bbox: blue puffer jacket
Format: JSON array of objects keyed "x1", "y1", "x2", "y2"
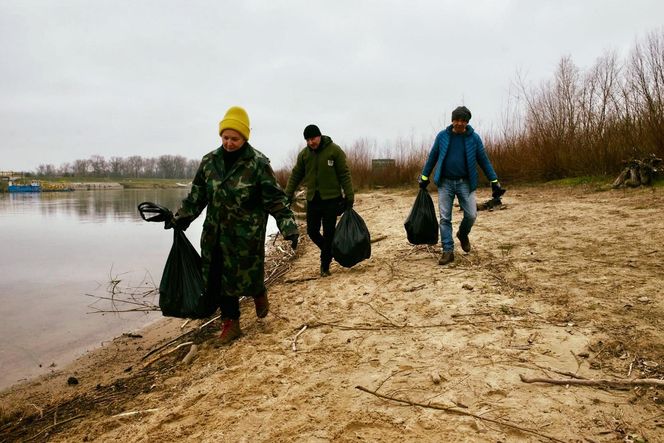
[{"x1": 421, "y1": 124, "x2": 497, "y2": 192}]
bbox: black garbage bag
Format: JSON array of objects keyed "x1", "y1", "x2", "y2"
[
  {"x1": 137, "y1": 201, "x2": 215, "y2": 319},
  {"x1": 404, "y1": 189, "x2": 439, "y2": 245},
  {"x1": 158, "y1": 229, "x2": 216, "y2": 318},
  {"x1": 332, "y1": 208, "x2": 371, "y2": 268}
]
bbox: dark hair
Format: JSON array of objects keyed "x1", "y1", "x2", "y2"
[{"x1": 451, "y1": 106, "x2": 472, "y2": 122}]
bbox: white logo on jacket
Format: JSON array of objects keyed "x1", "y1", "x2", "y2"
[{"x1": 327, "y1": 160, "x2": 334, "y2": 166}]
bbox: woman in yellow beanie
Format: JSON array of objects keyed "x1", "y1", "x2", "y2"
[{"x1": 169, "y1": 106, "x2": 300, "y2": 345}]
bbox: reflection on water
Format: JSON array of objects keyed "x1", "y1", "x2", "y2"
[
  {"x1": 0, "y1": 189, "x2": 277, "y2": 391},
  {"x1": 7, "y1": 189, "x2": 190, "y2": 222}
]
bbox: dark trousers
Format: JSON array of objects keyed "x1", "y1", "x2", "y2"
[
  {"x1": 306, "y1": 195, "x2": 341, "y2": 271},
  {"x1": 209, "y1": 247, "x2": 240, "y2": 320}
]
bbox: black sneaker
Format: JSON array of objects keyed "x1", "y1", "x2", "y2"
[{"x1": 456, "y1": 232, "x2": 471, "y2": 253}]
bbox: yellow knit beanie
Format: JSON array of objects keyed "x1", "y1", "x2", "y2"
[{"x1": 218, "y1": 106, "x2": 250, "y2": 140}]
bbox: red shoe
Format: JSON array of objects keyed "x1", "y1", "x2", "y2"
[
  {"x1": 219, "y1": 319, "x2": 241, "y2": 345},
  {"x1": 254, "y1": 293, "x2": 269, "y2": 318}
]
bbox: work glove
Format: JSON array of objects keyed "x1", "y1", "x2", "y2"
[
  {"x1": 285, "y1": 234, "x2": 299, "y2": 250},
  {"x1": 419, "y1": 176, "x2": 430, "y2": 189},
  {"x1": 345, "y1": 197, "x2": 354, "y2": 209},
  {"x1": 336, "y1": 198, "x2": 348, "y2": 216},
  {"x1": 491, "y1": 181, "x2": 506, "y2": 199}
]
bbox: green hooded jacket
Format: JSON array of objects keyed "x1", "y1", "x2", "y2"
[
  {"x1": 284, "y1": 135, "x2": 354, "y2": 202},
  {"x1": 175, "y1": 143, "x2": 298, "y2": 298}
]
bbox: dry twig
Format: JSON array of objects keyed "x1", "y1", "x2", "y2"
[
  {"x1": 291, "y1": 325, "x2": 308, "y2": 352},
  {"x1": 355, "y1": 385, "x2": 565, "y2": 443},
  {"x1": 112, "y1": 409, "x2": 160, "y2": 418},
  {"x1": 24, "y1": 414, "x2": 85, "y2": 442},
  {"x1": 143, "y1": 342, "x2": 193, "y2": 368},
  {"x1": 357, "y1": 301, "x2": 405, "y2": 328},
  {"x1": 181, "y1": 344, "x2": 198, "y2": 364}
]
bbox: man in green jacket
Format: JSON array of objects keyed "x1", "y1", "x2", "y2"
[{"x1": 285, "y1": 124, "x2": 354, "y2": 277}]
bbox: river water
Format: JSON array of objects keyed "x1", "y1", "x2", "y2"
[{"x1": 0, "y1": 189, "x2": 277, "y2": 390}]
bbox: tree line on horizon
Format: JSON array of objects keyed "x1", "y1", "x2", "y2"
[
  {"x1": 30, "y1": 30, "x2": 664, "y2": 187},
  {"x1": 31, "y1": 154, "x2": 199, "y2": 179}
]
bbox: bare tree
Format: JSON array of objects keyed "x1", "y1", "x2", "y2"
[
  {"x1": 628, "y1": 30, "x2": 664, "y2": 154},
  {"x1": 89, "y1": 155, "x2": 107, "y2": 177},
  {"x1": 58, "y1": 162, "x2": 73, "y2": 176},
  {"x1": 108, "y1": 156, "x2": 124, "y2": 177},
  {"x1": 126, "y1": 155, "x2": 143, "y2": 178},
  {"x1": 73, "y1": 159, "x2": 89, "y2": 176}
]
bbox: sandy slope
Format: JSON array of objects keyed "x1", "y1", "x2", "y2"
[{"x1": 2, "y1": 185, "x2": 663, "y2": 442}]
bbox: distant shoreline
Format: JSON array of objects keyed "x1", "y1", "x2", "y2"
[{"x1": 1, "y1": 178, "x2": 193, "y2": 192}]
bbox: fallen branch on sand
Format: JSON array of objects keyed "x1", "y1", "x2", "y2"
[
  {"x1": 143, "y1": 342, "x2": 193, "y2": 368},
  {"x1": 403, "y1": 284, "x2": 426, "y2": 292},
  {"x1": 307, "y1": 316, "x2": 527, "y2": 331},
  {"x1": 291, "y1": 325, "x2": 308, "y2": 352},
  {"x1": 112, "y1": 409, "x2": 160, "y2": 418},
  {"x1": 140, "y1": 314, "x2": 220, "y2": 362},
  {"x1": 530, "y1": 363, "x2": 587, "y2": 380},
  {"x1": 357, "y1": 301, "x2": 405, "y2": 327},
  {"x1": 284, "y1": 276, "x2": 319, "y2": 283},
  {"x1": 24, "y1": 414, "x2": 85, "y2": 442},
  {"x1": 519, "y1": 374, "x2": 664, "y2": 388},
  {"x1": 355, "y1": 385, "x2": 565, "y2": 443},
  {"x1": 181, "y1": 344, "x2": 198, "y2": 365}
]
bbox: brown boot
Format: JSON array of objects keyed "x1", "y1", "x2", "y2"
[
  {"x1": 438, "y1": 251, "x2": 455, "y2": 265},
  {"x1": 254, "y1": 293, "x2": 269, "y2": 318},
  {"x1": 218, "y1": 319, "x2": 241, "y2": 345},
  {"x1": 456, "y1": 231, "x2": 471, "y2": 252}
]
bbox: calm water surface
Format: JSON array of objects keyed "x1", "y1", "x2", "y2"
[{"x1": 0, "y1": 189, "x2": 277, "y2": 390}]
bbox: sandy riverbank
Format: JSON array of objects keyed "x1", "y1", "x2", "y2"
[{"x1": 2, "y1": 185, "x2": 663, "y2": 442}]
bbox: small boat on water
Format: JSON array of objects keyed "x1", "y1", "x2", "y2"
[
  {"x1": 7, "y1": 180, "x2": 74, "y2": 193},
  {"x1": 8, "y1": 180, "x2": 41, "y2": 193}
]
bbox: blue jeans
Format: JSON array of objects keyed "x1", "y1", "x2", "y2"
[{"x1": 437, "y1": 179, "x2": 477, "y2": 252}]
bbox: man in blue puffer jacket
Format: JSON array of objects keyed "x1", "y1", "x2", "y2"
[{"x1": 420, "y1": 106, "x2": 503, "y2": 265}]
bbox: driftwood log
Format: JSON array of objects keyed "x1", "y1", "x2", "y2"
[
  {"x1": 520, "y1": 374, "x2": 664, "y2": 388},
  {"x1": 355, "y1": 385, "x2": 565, "y2": 442},
  {"x1": 612, "y1": 153, "x2": 662, "y2": 188}
]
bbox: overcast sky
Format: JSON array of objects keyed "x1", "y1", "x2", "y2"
[{"x1": 1, "y1": 1, "x2": 663, "y2": 172}]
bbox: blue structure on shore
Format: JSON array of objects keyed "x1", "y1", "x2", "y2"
[{"x1": 8, "y1": 181, "x2": 41, "y2": 192}]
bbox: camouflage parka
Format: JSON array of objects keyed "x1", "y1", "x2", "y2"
[{"x1": 175, "y1": 143, "x2": 298, "y2": 298}]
